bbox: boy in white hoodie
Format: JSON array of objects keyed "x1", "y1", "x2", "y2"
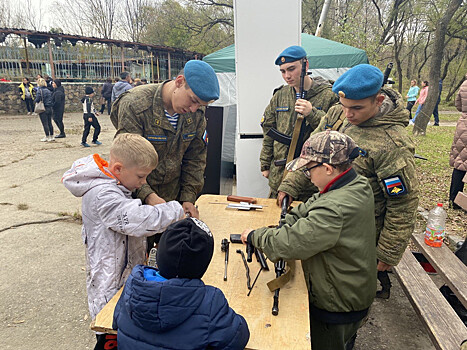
[{"x1": 62, "y1": 133, "x2": 185, "y2": 350}]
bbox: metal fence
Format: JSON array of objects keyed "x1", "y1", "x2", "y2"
[{"x1": 0, "y1": 42, "x2": 192, "y2": 82}]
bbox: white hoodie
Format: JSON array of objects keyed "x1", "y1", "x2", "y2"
[{"x1": 62, "y1": 154, "x2": 184, "y2": 320}]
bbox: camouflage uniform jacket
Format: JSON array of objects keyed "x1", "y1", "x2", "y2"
[
  {"x1": 110, "y1": 82, "x2": 207, "y2": 204},
  {"x1": 279, "y1": 89, "x2": 420, "y2": 266},
  {"x1": 260, "y1": 76, "x2": 338, "y2": 192}
]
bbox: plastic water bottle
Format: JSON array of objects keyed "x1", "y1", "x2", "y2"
[{"x1": 424, "y1": 203, "x2": 447, "y2": 247}]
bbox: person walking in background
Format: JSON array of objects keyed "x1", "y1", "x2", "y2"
[
  {"x1": 406, "y1": 79, "x2": 420, "y2": 120},
  {"x1": 410, "y1": 80, "x2": 428, "y2": 125},
  {"x1": 100, "y1": 78, "x2": 113, "y2": 115},
  {"x1": 52, "y1": 79, "x2": 66, "y2": 138},
  {"x1": 35, "y1": 78, "x2": 55, "y2": 142},
  {"x1": 81, "y1": 87, "x2": 101, "y2": 147},
  {"x1": 432, "y1": 79, "x2": 443, "y2": 126},
  {"x1": 449, "y1": 73, "x2": 467, "y2": 210},
  {"x1": 43, "y1": 74, "x2": 54, "y2": 92},
  {"x1": 112, "y1": 71, "x2": 132, "y2": 102},
  {"x1": 18, "y1": 77, "x2": 35, "y2": 115}
]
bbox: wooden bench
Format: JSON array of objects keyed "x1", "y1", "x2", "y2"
[
  {"x1": 394, "y1": 233, "x2": 467, "y2": 350},
  {"x1": 454, "y1": 173, "x2": 467, "y2": 211}
]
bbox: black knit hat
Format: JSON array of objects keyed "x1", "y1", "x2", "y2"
[
  {"x1": 85, "y1": 86, "x2": 94, "y2": 95},
  {"x1": 157, "y1": 218, "x2": 214, "y2": 279}
]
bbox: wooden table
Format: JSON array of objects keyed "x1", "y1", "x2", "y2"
[{"x1": 91, "y1": 194, "x2": 310, "y2": 349}]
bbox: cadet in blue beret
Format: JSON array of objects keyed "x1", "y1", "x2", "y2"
[
  {"x1": 260, "y1": 45, "x2": 339, "y2": 199},
  {"x1": 278, "y1": 62, "x2": 419, "y2": 306},
  {"x1": 332, "y1": 64, "x2": 383, "y2": 100},
  {"x1": 111, "y1": 59, "x2": 219, "y2": 236}
]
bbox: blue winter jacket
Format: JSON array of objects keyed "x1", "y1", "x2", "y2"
[
  {"x1": 35, "y1": 86, "x2": 54, "y2": 107},
  {"x1": 113, "y1": 265, "x2": 250, "y2": 350}
]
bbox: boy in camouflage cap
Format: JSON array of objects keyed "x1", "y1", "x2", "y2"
[{"x1": 242, "y1": 130, "x2": 376, "y2": 350}]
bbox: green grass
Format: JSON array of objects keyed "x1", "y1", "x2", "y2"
[
  {"x1": 439, "y1": 112, "x2": 461, "y2": 123},
  {"x1": 410, "y1": 125, "x2": 466, "y2": 237}
]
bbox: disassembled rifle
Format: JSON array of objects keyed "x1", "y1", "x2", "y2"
[
  {"x1": 272, "y1": 197, "x2": 290, "y2": 315},
  {"x1": 221, "y1": 238, "x2": 229, "y2": 281},
  {"x1": 236, "y1": 249, "x2": 251, "y2": 290}
]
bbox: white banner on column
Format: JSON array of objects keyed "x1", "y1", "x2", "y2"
[{"x1": 234, "y1": 0, "x2": 301, "y2": 197}]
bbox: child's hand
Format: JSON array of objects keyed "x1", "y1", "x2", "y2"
[
  {"x1": 88, "y1": 117, "x2": 93, "y2": 122},
  {"x1": 241, "y1": 228, "x2": 254, "y2": 244}
]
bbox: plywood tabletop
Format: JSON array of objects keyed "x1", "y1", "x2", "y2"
[{"x1": 92, "y1": 194, "x2": 310, "y2": 349}]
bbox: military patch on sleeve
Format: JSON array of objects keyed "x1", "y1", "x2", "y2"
[
  {"x1": 358, "y1": 147, "x2": 368, "y2": 157},
  {"x1": 382, "y1": 176, "x2": 407, "y2": 196},
  {"x1": 202, "y1": 130, "x2": 208, "y2": 145},
  {"x1": 147, "y1": 135, "x2": 167, "y2": 142},
  {"x1": 276, "y1": 107, "x2": 290, "y2": 112},
  {"x1": 260, "y1": 115, "x2": 265, "y2": 127},
  {"x1": 183, "y1": 132, "x2": 196, "y2": 141}
]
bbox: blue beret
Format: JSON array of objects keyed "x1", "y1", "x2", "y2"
[
  {"x1": 275, "y1": 45, "x2": 307, "y2": 66},
  {"x1": 184, "y1": 60, "x2": 220, "y2": 103},
  {"x1": 332, "y1": 64, "x2": 384, "y2": 100}
]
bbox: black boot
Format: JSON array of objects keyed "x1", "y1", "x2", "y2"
[{"x1": 376, "y1": 270, "x2": 391, "y2": 299}]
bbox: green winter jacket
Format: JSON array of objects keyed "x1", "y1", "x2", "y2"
[
  {"x1": 278, "y1": 88, "x2": 419, "y2": 266},
  {"x1": 260, "y1": 77, "x2": 338, "y2": 192},
  {"x1": 110, "y1": 82, "x2": 207, "y2": 204},
  {"x1": 252, "y1": 169, "x2": 376, "y2": 322}
]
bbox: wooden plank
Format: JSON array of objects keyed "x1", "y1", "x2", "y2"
[
  {"x1": 91, "y1": 195, "x2": 310, "y2": 350},
  {"x1": 463, "y1": 173, "x2": 467, "y2": 183},
  {"x1": 394, "y1": 249, "x2": 467, "y2": 350},
  {"x1": 412, "y1": 233, "x2": 467, "y2": 309},
  {"x1": 90, "y1": 288, "x2": 121, "y2": 334}
]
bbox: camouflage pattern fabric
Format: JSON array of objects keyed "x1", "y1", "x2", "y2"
[
  {"x1": 110, "y1": 82, "x2": 207, "y2": 204},
  {"x1": 279, "y1": 88, "x2": 420, "y2": 266},
  {"x1": 260, "y1": 76, "x2": 338, "y2": 195},
  {"x1": 286, "y1": 130, "x2": 358, "y2": 171}
]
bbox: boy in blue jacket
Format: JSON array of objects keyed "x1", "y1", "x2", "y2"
[{"x1": 113, "y1": 217, "x2": 250, "y2": 350}]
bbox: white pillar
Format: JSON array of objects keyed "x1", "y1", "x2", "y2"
[{"x1": 234, "y1": 0, "x2": 301, "y2": 197}]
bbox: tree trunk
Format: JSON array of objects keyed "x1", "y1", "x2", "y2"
[
  {"x1": 412, "y1": 0, "x2": 462, "y2": 136},
  {"x1": 446, "y1": 75, "x2": 465, "y2": 102}
]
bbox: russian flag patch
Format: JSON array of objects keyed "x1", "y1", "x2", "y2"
[
  {"x1": 202, "y1": 130, "x2": 208, "y2": 145},
  {"x1": 382, "y1": 176, "x2": 407, "y2": 196}
]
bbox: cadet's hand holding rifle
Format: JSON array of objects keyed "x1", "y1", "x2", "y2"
[{"x1": 294, "y1": 99, "x2": 312, "y2": 116}]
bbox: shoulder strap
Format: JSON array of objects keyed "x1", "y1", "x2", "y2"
[{"x1": 331, "y1": 112, "x2": 346, "y2": 131}]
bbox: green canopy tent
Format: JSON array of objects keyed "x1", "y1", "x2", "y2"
[
  {"x1": 204, "y1": 33, "x2": 368, "y2": 74},
  {"x1": 203, "y1": 33, "x2": 368, "y2": 107},
  {"x1": 202, "y1": 33, "x2": 368, "y2": 167}
]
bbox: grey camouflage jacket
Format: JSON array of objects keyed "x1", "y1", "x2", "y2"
[
  {"x1": 260, "y1": 76, "x2": 338, "y2": 192},
  {"x1": 110, "y1": 82, "x2": 207, "y2": 204}
]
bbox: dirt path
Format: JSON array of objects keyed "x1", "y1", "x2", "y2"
[{"x1": 0, "y1": 112, "x2": 435, "y2": 349}]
